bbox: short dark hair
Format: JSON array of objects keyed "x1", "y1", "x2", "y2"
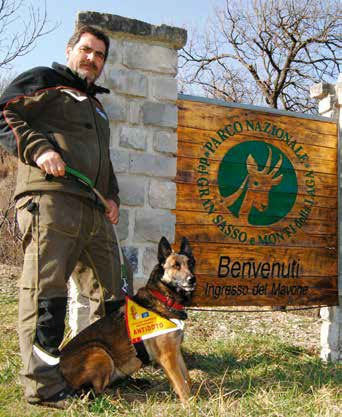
[{"x1": 67, "y1": 25, "x2": 110, "y2": 61}]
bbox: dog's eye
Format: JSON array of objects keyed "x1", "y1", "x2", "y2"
[{"x1": 174, "y1": 261, "x2": 181, "y2": 269}]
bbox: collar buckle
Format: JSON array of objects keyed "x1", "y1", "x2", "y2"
[
  {"x1": 166, "y1": 296, "x2": 175, "y2": 308},
  {"x1": 150, "y1": 289, "x2": 184, "y2": 311}
]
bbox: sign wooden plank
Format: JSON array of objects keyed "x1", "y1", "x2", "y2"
[
  {"x1": 178, "y1": 125, "x2": 337, "y2": 150},
  {"x1": 177, "y1": 138, "x2": 337, "y2": 175},
  {"x1": 178, "y1": 100, "x2": 337, "y2": 140},
  {"x1": 176, "y1": 165, "x2": 337, "y2": 197},
  {"x1": 177, "y1": 184, "x2": 337, "y2": 211},
  {"x1": 175, "y1": 98, "x2": 338, "y2": 306}
]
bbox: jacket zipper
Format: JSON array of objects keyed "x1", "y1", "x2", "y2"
[{"x1": 88, "y1": 97, "x2": 102, "y2": 189}]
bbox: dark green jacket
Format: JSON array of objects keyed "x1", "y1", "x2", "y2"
[{"x1": 0, "y1": 62, "x2": 120, "y2": 206}]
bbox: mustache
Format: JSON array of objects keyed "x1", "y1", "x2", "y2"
[{"x1": 80, "y1": 61, "x2": 97, "y2": 71}]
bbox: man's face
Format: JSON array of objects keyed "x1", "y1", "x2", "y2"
[{"x1": 66, "y1": 32, "x2": 106, "y2": 84}]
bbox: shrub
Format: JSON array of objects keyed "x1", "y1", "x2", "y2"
[{"x1": 0, "y1": 147, "x2": 22, "y2": 266}]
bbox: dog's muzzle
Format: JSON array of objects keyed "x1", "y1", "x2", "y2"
[{"x1": 182, "y1": 275, "x2": 196, "y2": 292}]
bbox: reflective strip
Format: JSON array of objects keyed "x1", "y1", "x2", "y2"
[
  {"x1": 33, "y1": 345, "x2": 60, "y2": 366},
  {"x1": 96, "y1": 107, "x2": 108, "y2": 120},
  {"x1": 135, "y1": 319, "x2": 185, "y2": 343},
  {"x1": 60, "y1": 88, "x2": 88, "y2": 101}
]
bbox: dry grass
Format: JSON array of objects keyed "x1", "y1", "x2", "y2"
[{"x1": 0, "y1": 275, "x2": 341, "y2": 417}]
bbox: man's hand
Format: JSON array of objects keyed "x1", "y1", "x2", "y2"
[
  {"x1": 105, "y1": 199, "x2": 119, "y2": 224},
  {"x1": 35, "y1": 150, "x2": 66, "y2": 177}
]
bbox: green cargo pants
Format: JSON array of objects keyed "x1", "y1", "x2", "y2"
[{"x1": 16, "y1": 191, "x2": 132, "y2": 403}]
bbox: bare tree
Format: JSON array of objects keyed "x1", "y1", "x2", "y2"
[
  {"x1": 0, "y1": 0, "x2": 56, "y2": 70},
  {"x1": 179, "y1": 0, "x2": 341, "y2": 113},
  {"x1": 0, "y1": 2, "x2": 55, "y2": 266},
  {"x1": 0, "y1": 71, "x2": 21, "y2": 266}
]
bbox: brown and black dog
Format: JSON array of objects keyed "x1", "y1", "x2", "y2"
[{"x1": 60, "y1": 236, "x2": 196, "y2": 403}]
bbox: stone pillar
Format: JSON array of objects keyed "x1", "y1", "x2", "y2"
[
  {"x1": 311, "y1": 74, "x2": 342, "y2": 363},
  {"x1": 68, "y1": 12, "x2": 187, "y2": 334}
]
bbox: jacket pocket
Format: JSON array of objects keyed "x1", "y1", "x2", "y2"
[{"x1": 16, "y1": 195, "x2": 36, "y2": 237}]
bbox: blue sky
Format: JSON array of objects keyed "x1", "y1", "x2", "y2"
[{"x1": 12, "y1": 0, "x2": 218, "y2": 73}]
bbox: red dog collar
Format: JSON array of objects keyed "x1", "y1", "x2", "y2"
[{"x1": 150, "y1": 289, "x2": 184, "y2": 311}]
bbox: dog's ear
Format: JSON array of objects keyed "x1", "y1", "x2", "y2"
[
  {"x1": 180, "y1": 237, "x2": 195, "y2": 270},
  {"x1": 158, "y1": 236, "x2": 172, "y2": 265},
  {"x1": 180, "y1": 237, "x2": 192, "y2": 258}
]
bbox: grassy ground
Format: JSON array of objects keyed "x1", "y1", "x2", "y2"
[{"x1": 0, "y1": 275, "x2": 341, "y2": 417}]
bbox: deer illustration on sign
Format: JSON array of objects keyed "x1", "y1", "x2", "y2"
[{"x1": 220, "y1": 146, "x2": 283, "y2": 218}]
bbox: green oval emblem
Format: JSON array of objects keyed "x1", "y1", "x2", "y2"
[{"x1": 217, "y1": 141, "x2": 298, "y2": 226}]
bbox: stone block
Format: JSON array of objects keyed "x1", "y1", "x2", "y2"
[
  {"x1": 117, "y1": 208, "x2": 129, "y2": 241},
  {"x1": 153, "y1": 130, "x2": 177, "y2": 154},
  {"x1": 133, "y1": 276, "x2": 149, "y2": 293},
  {"x1": 101, "y1": 94, "x2": 127, "y2": 122},
  {"x1": 129, "y1": 152, "x2": 177, "y2": 178},
  {"x1": 110, "y1": 149, "x2": 130, "y2": 173},
  {"x1": 134, "y1": 209, "x2": 175, "y2": 243},
  {"x1": 77, "y1": 12, "x2": 187, "y2": 50},
  {"x1": 108, "y1": 123, "x2": 120, "y2": 147},
  {"x1": 320, "y1": 306, "x2": 342, "y2": 323},
  {"x1": 128, "y1": 101, "x2": 142, "y2": 124},
  {"x1": 149, "y1": 179, "x2": 176, "y2": 209},
  {"x1": 321, "y1": 321, "x2": 342, "y2": 350},
  {"x1": 320, "y1": 347, "x2": 342, "y2": 363},
  {"x1": 122, "y1": 246, "x2": 138, "y2": 274},
  {"x1": 310, "y1": 82, "x2": 335, "y2": 99},
  {"x1": 150, "y1": 77, "x2": 178, "y2": 101},
  {"x1": 335, "y1": 81, "x2": 342, "y2": 105},
  {"x1": 117, "y1": 175, "x2": 146, "y2": 206},
  {"x1": 123, "y1": 41, "x2": 178, "y2": 75},
  {"x1": 329, "y1": 350, "x2": 342, "y2": 363},
  {"x1": 142, "y1": 101, "x2": 178, "y2": 128},
  {"x1": 320, "y1": 306, "x2": 333, "y2": 321},
  {"x1": 119, "y1": 126, "x2": 147, "y2": 151},
  {"x1": 105, "y1": 68, "x2": 148, "y2": 97},
  {"x1": 327, "y1": 323, "x2": 342, "y2": 349},
  {"x1": 320, "y1": 346, "x2": 332, "y2": 362},
  {"x1": 106, "y1": 38, "x2": 122, "y2": 65},
  {"x1": 143, "y1": 245, "x2": 158, "y2": 275},
  {"x1": 318, "y1": 95, "x2": 335, "y2": 115}
]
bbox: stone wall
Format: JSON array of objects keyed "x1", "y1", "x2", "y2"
[
  {"x1": 80, "y1": 12, "x2": 186, "y2": 291},
  {"x1": 69, "y1": 12, "x2": 187, "y2": 334},
  {"x1": 311, "y1": 74, "x2": 342, "y2": 363}
]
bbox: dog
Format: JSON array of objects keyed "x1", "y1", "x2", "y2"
[{"x1": 60, "y1": 236, "x2": 196, "y2": 403}]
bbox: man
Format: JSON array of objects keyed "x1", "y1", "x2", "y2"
[{"x1": 0, "y1": 25, "x2": 132, "y2": 408}]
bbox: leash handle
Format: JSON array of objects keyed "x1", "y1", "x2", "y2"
[
  {"x1": 64, "y1": 166, "x2": 94, "y2": 188},
  {"x1": 46, "y1": 166, "x2": 111, "y2": 211}
]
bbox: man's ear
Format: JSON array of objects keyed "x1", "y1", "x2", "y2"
[
  {"x1": 158, "y1": 237, "x2": 172, "y2": 265},
  {"x1": 66, "y1": 46, "x2": 72, "y2": 62}
]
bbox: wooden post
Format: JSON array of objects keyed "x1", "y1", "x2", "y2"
[{"x1": 311, "y1": 74, "x2": 342, "y2": 362}]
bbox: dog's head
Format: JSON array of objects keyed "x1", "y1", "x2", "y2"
[{"x1": 156, "y1": 236, "x2": 196, "y2": 300}]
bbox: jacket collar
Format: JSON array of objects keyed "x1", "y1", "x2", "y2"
[{"x1": 52, "y1": 62, "x2": 110, "y2": 96}]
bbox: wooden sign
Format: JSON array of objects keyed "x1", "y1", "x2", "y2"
[{"x1": 175, "y1": 96, "x2": 338, "y2": 307}]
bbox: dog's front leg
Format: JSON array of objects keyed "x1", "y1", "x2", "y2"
[
  {"x1": 158, "y1": 349, "x2": 191, "y2": 403},
  {"x1": 177, "y1": 351, "x2": 191, "y2": 390},
  {"x1": 146, "y1": 334, "x2": 191, "y2": 403}
]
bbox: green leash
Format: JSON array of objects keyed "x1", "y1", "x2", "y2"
[
  {"x1": 65, "y1": 166, "x2": 109, "y2": 211},
  {"x1": 46, "y1": 166, "x2": 129, "y2": 293}
]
